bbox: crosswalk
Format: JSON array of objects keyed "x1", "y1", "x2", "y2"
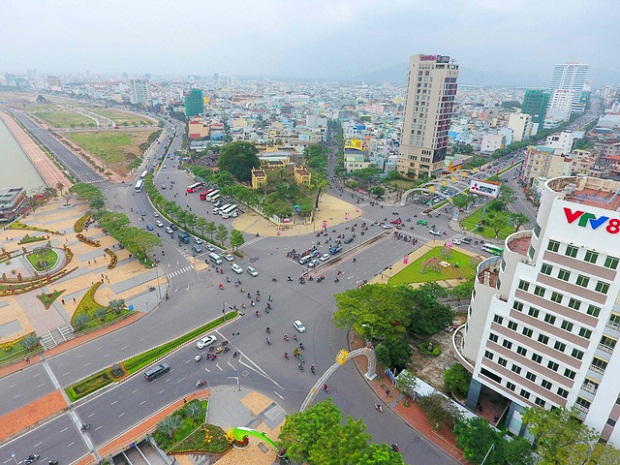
[
  {"x1": 240, "y1": 235, "x2": 264, "y2": 249},
  {"x1": 168, "y1": 265, "x2": 193, "y2": 278}
]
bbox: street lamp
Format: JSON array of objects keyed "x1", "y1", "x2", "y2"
[
  {"x1": 362, "y1": 324, "x2": 374, "y2": 346},
  {"x1": 151, "y1": 254, "x2": 162, "y2": 300}
]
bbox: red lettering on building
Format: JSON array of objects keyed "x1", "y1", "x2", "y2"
[{"x1": 564, "y1": 207, "x2": 584, "y2": 224}]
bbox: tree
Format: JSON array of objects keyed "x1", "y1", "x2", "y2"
[
  {"x1": 229, "y1": 229, "x2": 245, "y2": 250},
  {"x1": 443, "y1": 364, "x2": 472, "y2": 398},
  {"x1": 395, "y1": 370, "x2": 417, "y2": 398},
  {"x1": 186, "y1": 213, "x2": 198, "y2": 232},
  {"x1": 108, "y1": 299, "x2": 126, "y2": 314},
  {"x1": 157, "y1": 415, "x2": 184, "y2": 439},
  {"x1": 452, "y1": 193, "x2": 473, "y2": 210},
  {"x1": 94, "y1": 307, "x2": 108, "y2": 321},
  {"x1": 449, "y1": 278, "x2": 474, "y2": 306},
  {"x1": 510, "y1": 212, "x2": 531, "y2": 231},
  {"x1": 215, "y1": 224, "x2": 228, "y2": 246},
  {"x1": 417, "y1": 392, "x2": 459, "y2": 430},
  {"x1": 73, "y1": 314, "x2": 90, "y2": 331},
  {"x1": 204, "y1": 221, "x2": 217, "y2": 240},
  {"x1": 195, "y1": 217, "x2": 208, "y2": 237},
  {"x1": 55, "y1": 181, "x2": 65, "y2": 196},
  {"x1": 486, "y1": 212, "x2": 509, "y2": 240},
  {"x1": 20, "y1": 334, "x2": 40, "y2": 351},
  {"x1": 217, "y1": 141, "x2": 260, "y2": 182},
  {"x1": 375, "y1": 339, "x2": 412, "y2": 371},
  {"x1": 405, "y1": 285, "x2": 454, "y2": 336},
  {"x1": 357, "y1": 443, "x2": 405, "y2": 465},
  {"x1": 370, "y1": 186, "x2": 385, "y2": 199},
  {"x1": 522, "y1": 406, "x2": 598, "y2": 465},
  {"x1": 122, "y1": 228, "x2": 162, "y2": 259}
]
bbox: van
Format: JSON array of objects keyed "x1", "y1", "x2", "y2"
[
  {"x1": 144, "y1": 363, "x2": 170, "y2": 381},
  {"x1": 416, "y1": 219, "x2": 428, "y2": 226},
  {"x1": 209, "y1": 252, "x2": 223, "y2": 265},
  {"x1": 298, "y1": 254, "x2": 312, "y2": 265}
]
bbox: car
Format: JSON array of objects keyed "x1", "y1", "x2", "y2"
[
  {"x1": 320, "y1": 253, "x2": 330, "y2": 262},
  {"x1": 344, "y1": 237, "x2": 354, "y2": 243},
  {"x1": 163, "y1": 164, "x2": 167, "y2": 168},
  {"x1": 308, "y1": 259, "x2": 319, "y2": 268},
  {"x1": 194, "y1": 238, "x2": 204, "y2": 244},
  {"x1": 170, "y1": 224, "x2": 178, "y2": 231},
  {"x1": 156, "y1": 220, "x2": 164, "y2": 227},
  {"x1": 206, "y1": 244, "x2": 216, "y2": 252},
  {"x1": 224, "y1": 254, "x2": 234, "y2": 262},
  {"x1": 231, "y1": 211, "x2": 239, "y2": 218},
  {"x1": 140, "y1": 210, "x2": 147, "y2": 216},
  {"x1": 452, "y1": 239, "x2": 461, "y2": 245},
  {"x1": 231, "y1": 263, "x2": 243, "y2": 274},
  {"x1": 153, "y1": 211, "x2": 160, "y2": 218},
  {"x1": 165, "y1": 226, "x2": 174, "y2": 234},
  {"x1": 293, "y1": 320, "x2": 306, "y2": 333},
  {"x1": 191, "y1": 245, "x2": 203, "y2": 253},
  {"x1": 429, "y1": 229, "x2": 442, "y2": 236},
  {"x1": 381, "y1": 224, "x2": 393, "y2": 229},
  {"x1": 161, "y1": 184, "x2": 167, "y2": 190},
  {"x1": 247, "y1": 266, "x2": 258, "y2": 277},
  {"x1": 329, "y1": 245, "x2": 342, "y2": 255},
  {"x1": 311, "y1": 250, "x2": 321, "y2": 258},
  {"x1": 196, "y1": 335, "x2": 217, "y2": 349},
  {"x1": 146, "y1": 224, "x2": 154, "y2": 231},
  {"x1": 390, "y1": 219, "x2": 402, "y2": 225},
  {"x1": 461, "y1": 237, "x2": 472, "y2": 244},
  {"x1": 143, "y1": 363, "x2": 170, "y2": 381}
]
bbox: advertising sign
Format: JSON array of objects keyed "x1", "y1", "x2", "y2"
[{"x1": 470, "y1": 180, "x2": 500, "y2": 198}]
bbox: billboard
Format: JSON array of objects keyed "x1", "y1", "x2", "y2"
[{"x1": 470, "y1": 180, "x2": 500, "y2": 198}]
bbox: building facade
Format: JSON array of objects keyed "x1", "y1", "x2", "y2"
[
  {"x1": 185, "y1": 89, "x2": 204, "y2": 117},
  {"x1": 549, "y1": 63, "x2": 590, "y2": 114},
  {"x1": 521, "y1": 90, "x2": 550, "y2": 125},
  {"x1": 522, "y1": 147, "x2": 572, "y2": 187},
  {"x1": 507, "y1": 112, "x2": 532, "y2": 142},
  {"x1": 398, "y1": 54, "x2": 458, "y2": 178},
  {"x1": 461, "y1": 176, "x2": 620, "y2": 445},
  {"x1": 129, "y1": 79, "x2": 150, "y2": 105}
]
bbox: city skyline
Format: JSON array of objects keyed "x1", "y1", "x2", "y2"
[{"x1": 2, "y1": 0, "x2": 619, "y2": 86}]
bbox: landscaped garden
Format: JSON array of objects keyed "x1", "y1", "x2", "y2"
[
  {"x1": 388, "y1": 246, "x2": 479, "y2": 285},
  {"x1": 459, "y1": 207, "x2": 514, "y2": 240},
  {"x1": 26, "y1": 247, "x2": 58, "y2": 271}
]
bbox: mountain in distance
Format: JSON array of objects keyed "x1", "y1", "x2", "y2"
[{"x1": 350, "y1": 62, "x2": 548, "y2": 87}]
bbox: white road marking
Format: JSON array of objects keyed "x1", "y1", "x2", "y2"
[{"x1": 66, "y1": 442, "x2": 75, "y2": 448}]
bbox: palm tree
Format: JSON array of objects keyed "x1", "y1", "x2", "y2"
[
  {"x1": 56, "y1": 181, "x2": 65, "y2": 196},
  {"x1": 157, "y1": 415, "x2": 184, "y2": 439}
]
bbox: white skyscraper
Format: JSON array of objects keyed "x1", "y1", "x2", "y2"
[
  {"x1": 549, "y1": 63, "x2": 589, "y2": 114},
  {"x1": 129, "y1": 79, "x2": 150, "y2": 105}
]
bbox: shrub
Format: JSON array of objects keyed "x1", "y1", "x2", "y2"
[
  {"x1": 444, "y1": 364, "x2": 472, "y2": 398},
  {"x1": 419, "y1": 340, "x2": 441, "y2": 357},
  {"x1": 74, "y1": 214, "x2": 90, "y2": 233}
]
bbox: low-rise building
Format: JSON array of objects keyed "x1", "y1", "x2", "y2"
[
  {"x1": 522, "y1": 146, "x2": 572, "y2": 187},
  {"x1": 0, "y1": 187, "x2": 27, "y2": 221}
]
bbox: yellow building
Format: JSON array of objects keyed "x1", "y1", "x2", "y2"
[
  {"x1": 251, "y1": 169, "x2": 267, "y2": 189},
  {"x1": 294, "y1": 166, "x2": 312, "y2": 186}
]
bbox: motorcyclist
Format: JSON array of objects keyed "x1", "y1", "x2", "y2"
[{"x1": 266, "y1": 327, "x2": 270, "y2": 333}]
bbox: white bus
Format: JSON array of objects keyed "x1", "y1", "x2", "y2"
[
  {"x1": 482, "y1": 243, "x2": 504, "y2": 256},
  {"x1": 217, "y1": 204, "x2": 231, "y2": 215},
  {"x1": 221, "y1": 204, "x2": 237, "y2": 216},
  {"x1": 134, "y1": 180, "x2": 144, "y2": 193},
  {"x1": 186, "y1": 182, "x2": 205, "y2": 193},
  {"x1": 139, "y1": 170, "x2": 148, "y2": 179},
  {"x1": 206, "y1": 189, "x2": 220, "y2": 201}
]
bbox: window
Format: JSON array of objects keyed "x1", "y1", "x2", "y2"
[
  {"x1": 600, "y1": 336, "x2": 616, "y2": 350},
  {"x1": 558, "y1": 269, "x2": 571, "y2": 281},
  {"x1": 526, "y1": 371, "x2": 537, "y2": 381},
  {"x1": 508, "y1": 321, "x2": 518, "y2": 331},
  {"x1": 493, "y1": 315, "x2": 504, "y2": 325},
  {"x1": 572, "y1": 349, "x2": 584, "y2": 360},
  {"x1": 538, "y1": 334, "x2": 550, "y2": 345},
  {"x1": 531, "y1": 353, "x2": 543, "y2": 363},
  {"x1": 542, "y1": 380, "x2": 553, "y2": 390},
  {"x1": 568, "y1": 298, "x2": 581, "y2": 310},
  {"x1": 547, "y1": 240, "x2": 560, "y2": 252},
  {"x1": 522, "y1": 327, "x2": 533, "y2": 338},
  {"x1": 576, "y1": 275, "x2": 590, "y2": 287},
  {"x1": 528, "y1": 246, "x2": 535, "y2": 259},
  {"x1": 584, "y1": 250, "x2": 599, "y2": 264},
  {"x1": 561, "y1": 320, "x2": 574, "y2": 332},
  {"x1": 551, "y1": 292, "x2": 564, "y2": 304},
  {"x1": 520, "y1": 389, "x2": 531, "y2": 399},
  {"x1": 564, "y1": 369, "x2": 576, "y2": 380},
  {"x1": 534, "y1": 286, "x2": 546, "y2": 297},
  {"x1": 544, "y1": 314, "x2": 556, "y2": 325},
  {"x1": 511, "y1": 364, "x2": 522, "y2": 374},
  {"x1": 565, "y1": 245, "x2": 578, "y2": 258},
  {"x1": 576, "y1": 397, "x2": 591, "y2": 410},
  {"x1": 554, "y1": 341, "x2": 567, "y2": 352},
  {"x1": 535, "y1": 398, "x2": 546, "y2": 407},
  {"x1": 548, "y1": 361, "x2": 559, "y2": 371},
  {"x1": 513, "y1": 301, "x2": 524, "y2": 312},
  {"x1": 489, "y1": 333, "x2": 499, "y2": 343},
  {"x1": 528, "y1": 307, "x2": 540, "y2": 318},
  {"x1": 534, "y1": 224, "x2": 541, "y2": 237},
  {"x1": 517, "y1": 346, "x2": 528, "y2": 356},
  {"x1": 503, "y1": 340, "x2": 513, "y2": 350},
  {"x1": 541, "y1": 263, "x2": 553, "y2": 275},
  {"x1": 518, "y1": 280, "x2": 530, "y2": 291},
  {"x1": 592, "y1": 357, "x2": 608, "y2": 372},
  {"x1": 498, "y1": 357, "x2": 507, "y2": 367},
  {"x1": 587, "y1": 305, "x2": 601, "y2": 317},
  {"x1": 604, "y1": 256, "x2": 619, "y2": 270},
  {"x1": 484, "y1": 350, "x2": 494, "y2": 360},
  {"x1": 595, "y1": 281, "x2": 610, "y2": 294},
  {"x1": 607, "y1": 418, "x2": 617, "y2": 427},
  {"x1": 579, "y1": 328, "x2": 592, "y2": 339},
  {"x1": 558, "y1": 388, "x2": 569, "y2": 398},
  {"x1": 506, "y1": 381, "x2": 516, "y2": 392}
]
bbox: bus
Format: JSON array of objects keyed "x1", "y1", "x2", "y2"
[
  {"x1": 221, "y1": 204, "x2": 237, "y2": 216},
  {"x1": 482, "y1": 243, "x2": 504, "y2": 256},
  {"x1": 209, "y1": 193, "x2": 220, "y2": 203},
  {"x1": 199, "y1": 188, "x2": 216, "y2": 201},
  {"x1": 134, "y1": 180, "x2": 144, "y2": 193},
  {"x1": 217, "y1": 204, "x2": 231, "y2": 215},
  {"x1": 187, "y1": 182, "x2": 205, "y2": 193},
  {"x1": 139, "y1": 170, "x2": 148, "y2": 179},
  {"x1": 206, "y1": 189, "x2": 220, "y2": 201}
]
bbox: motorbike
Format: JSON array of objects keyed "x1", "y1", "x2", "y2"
[
  {"x1": 233, "y1": 351, "x2": 238, "y2": 358},
  {"x1": 391, "y1": 444, "x2": 400, "y2": 452},
  {"x1": 287, "y1": 276, "x2": 293, "y2": 281},
  {"x1": 255, "y1": 310, "x2": 260, "y2": 317},
  {"x1": 218, "y1": 283, "x2": 224, "y2": 290},
  {"x1": 284, "y1": 352, "x2": 289, "y2": 359},
  {"x1": 334, "y1": 277, "x2": 340, "y2": 283},
  {"x1": 196, "y1": 379, "x2": 206, "y2": 388},
  {"x1": 272, "y1": 276, "x2": 277, "y2": 282},
  {"x1": 195, "y1": 355, "x2": 202, "y2": 362},
  {"x1": 81, "y1": 423, "x2": 91, "y2": 431},
  {"x1": 323, "y1": 384, "x2": 329, "y2": 393},
  {"x1": 266, "y1": 337, "x2": 271, "y2": 345},
  {"x1": 25, "y1": 455, "x2": 40, "y2": 465}
]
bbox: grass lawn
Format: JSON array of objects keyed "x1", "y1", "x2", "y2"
[
  {"x1": 32, "y1": 110, "x2": 96, "y2": 128},
  {"x1": 26, "y1": 248, "x2": 58, "y2": 271},
  {"x1": 460, "y1": 207, "x2": 515, "y2": 240},
  {"x1": 389, "y1": 246, "x2": 477, "y2": 285},
  {"x1": 90, "y1": 108, "x2": 155, "y2": 126}
]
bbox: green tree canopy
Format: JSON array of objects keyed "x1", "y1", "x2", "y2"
[
  {"x1": 443, "y1": 364, "x2": 472, "y2": 398},
  {"x1": 217, "y1": 141, "x2": 260, "y2": 182},
  {"x1": 375, "y1": 338, "x2": 412, "y2": 371},
  {"x1": 229, "y1": 229, "x2": 245, "y2": 250}
]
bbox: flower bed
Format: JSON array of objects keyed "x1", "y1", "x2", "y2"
[
  {"x1": 74, "y1": 214, "x2": 91, "y2": 233},
  {"x1": 18, "y1": 234, "x2": 47, "y2": 245},
  {"x1": 104, "y1": 248, "x2": 117, "y2": 269},
  {"x1": 76, "y1": 233, "x2": 101, "y2": 247},
  {"x1": 0, "y1": 266, "x2": 77, "y2": 296},
  {"x1": 37, "y1": 290, "x2": 65, "y2": 309},
  {"x1": 8, "y1": 221, "x2": 61, "y2": 235}
]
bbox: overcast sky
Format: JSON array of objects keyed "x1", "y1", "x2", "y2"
[{"x1": 2, "y1": 0, "x2": 618, "y2": 84}]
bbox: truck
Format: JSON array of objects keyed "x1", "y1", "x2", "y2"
[{"x1": 178, "y1": 231, "x2": 191, "y2": 244}]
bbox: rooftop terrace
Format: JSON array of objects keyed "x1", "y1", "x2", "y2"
[{"x1": 548, "y1": 176, "x2": 620, "y2": 212}]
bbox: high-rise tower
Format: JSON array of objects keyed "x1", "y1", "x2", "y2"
[{"x1": 549, "y1": 63, "x2": 589, "y2": 114}]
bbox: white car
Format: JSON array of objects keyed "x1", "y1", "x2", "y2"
[
  {"x1": 224, "y1": 254, "x2": 234, "y2": 262},
  {"x1": 429, "y1": 229, "x2": 442, "y2": 236},
  {"x1": 194, "y1": 238, "x2": 204, "y2": 244},
  {"x1": 452, "y1": 239, "x2": 461, "y2": 245},
  {"x1": 156, "y1": 220, "x2": 164, "y2": 228},
  {"x1": 308, "y1": 259, "x2": 319, "y2": 268},
  {"x1": 293, "y1": 320, "x2": 306, "y2": 333},
  {"x1": 231, "y1": 263, "x2": 243, "y2": 274},
  {"x1": 382, "y1": 224, "x2": 393, "y2": 229},
  {"x1": 247, "y1": 266, "x2": 258, "y2": 277},
  {"x1": 319, "y1": 253, "x2": 330, "y2": 262},
  {"x1": 197, "y1": 335, "x2": 217, "y2": 349},
  {"x1": 153, "y1": 212, "x2": 160, "y2": 217}
]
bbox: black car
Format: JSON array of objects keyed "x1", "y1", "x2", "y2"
[
  {"x1": 170, "y1": 224, "x2": 178, "y2": 231},
  {"x1": 461, "y1": 237, "x2": 472, "y2": 244},
  {"x1": 344, "y1": 237, "x2": 354, "y2": 244},
  {"x1": 143, "y1": 363, "x2": 170, "y2": 381}
]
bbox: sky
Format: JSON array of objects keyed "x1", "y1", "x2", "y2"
[{"x1": 2, "y1": 0, "x2": 619, "y2": 85}]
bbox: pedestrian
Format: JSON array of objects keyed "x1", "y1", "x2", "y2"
[
  {"x1": 25, "y1": 356, "x2": 30, "y2": 364},
  {"x1": 73, "y1": 298, "x2": 76, "y2": 303},
  {"x1": 93, "y1": 258, "x2": 96, "y2": 263},
  {"x1": 61, "y1": 299, "x2": 65, "y2": 305},
  {"x1": 386, "y1": 389, "x2": 391, "y2": 397},
  {"x1": 183, "y1": 397, "x2": 187, "y2": 404},
  {"x1": 88, "y1": 261, "x2": 91, "y2": 265}
]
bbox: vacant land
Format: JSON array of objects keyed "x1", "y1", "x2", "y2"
[
  {"x1": 65, "y1": 130, "x2": 156, "y2": 175},
  {"x1": 32, "y1": 110, "x2": 95, "y2": 128},
  {"x1": 90, "y1": 108, "x2": 155, "y2": 127},
  {"x1": 389, "y1": 246, "x2": 477, "y2": 285}
]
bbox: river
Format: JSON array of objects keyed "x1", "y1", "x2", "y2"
[{"x1": 0, "y1": 118, "x2": 46, "y2": 192}]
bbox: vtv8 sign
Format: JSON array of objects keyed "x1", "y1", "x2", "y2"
[{"x1": 564, "y1": 207, "x2": 620, "y2": 234}]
